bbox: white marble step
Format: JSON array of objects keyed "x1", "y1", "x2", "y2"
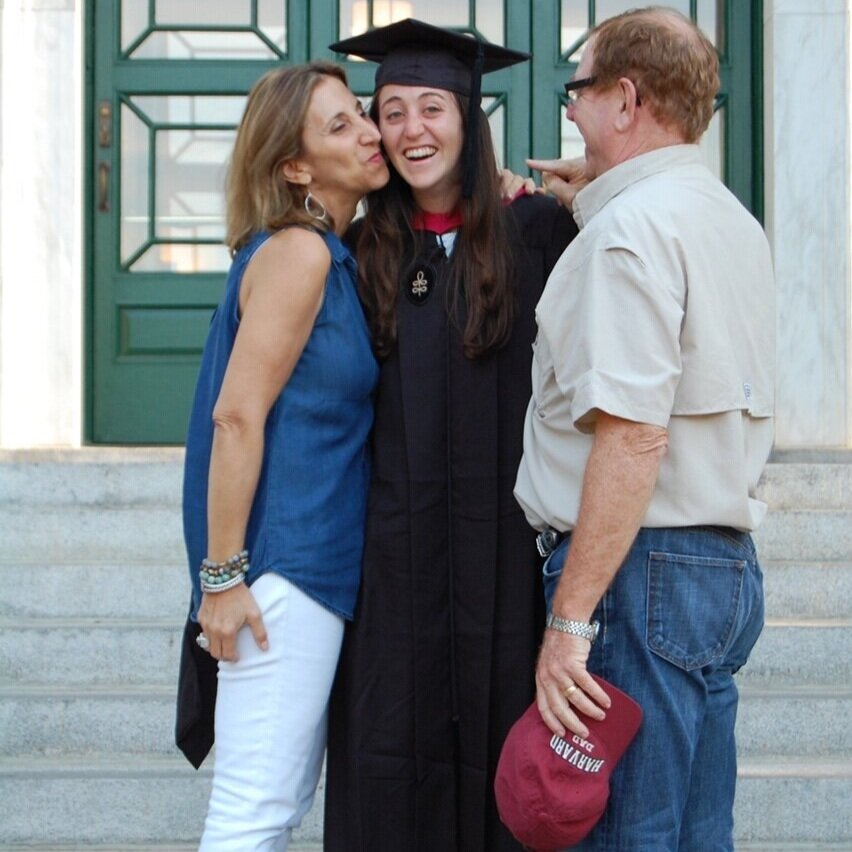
[
  {"x1": 739, "y1": 617, "x2": 852, "y2": 687},
  {"x1": 0, "y1": 847, "x2": 322, "y2": 852},
  {"x1": 2, "y1": 559, "x2": 849, "y2": 621},
  {"x1": 1, "y1": 454, "x2": 847, "y2": 512},
  {"x1": 752, "y1": 509, "x2": 852, "y2": 562},
  {"x1": 1, "y1": 562, "x2": 189, "y2": 620},
  {"x1": 734, "y1": 756, "x2": 852, "y2": 844},
  {"x1": 0, "y1": 684, "x2": 179, "y2": 756},
  {"x1": 735, "y1": 684, "x2": 852, "y2": 758},
  {"x1": 0, "y1": 754, "x2": 848, "y2": 846},
  {"x1": 756, "y1": 462, "x2": 852, "y2": 511},
  {"x1": 2, "y1": 615, "x2": 848, "y2": 688},
  {"x1": 0, "y1": 754, "x2": 322, "y2": 847},
  {"x1": 2, "y1": 504, "x2": 849, "y2": 564},
  {"x1": 2, "y1": 682, "x2": 850, "y2": 760},
  {"x1": 0, "y1": 505, "x2": 184, "y2": 562},
  {"x1": 738, "y1": 846, "x2": 852, "y2": 851},
  {"x1": 762, "y1": 560, "x2": 852, "y2": 619},
  {"x1": 0, "y1": 448, "x2": 183, "y2": 507}
]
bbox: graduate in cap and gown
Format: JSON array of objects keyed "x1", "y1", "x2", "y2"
[{"x1": 325, "y1": 19, "x2": 578, "y2": 852}]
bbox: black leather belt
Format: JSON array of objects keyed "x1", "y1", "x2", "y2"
[
  {"x1": 536, "y1": 528, "x2": 566, "y2": 558},
  {"x1": 536, "y1": 524, "x2": 748, "y2": 560}
]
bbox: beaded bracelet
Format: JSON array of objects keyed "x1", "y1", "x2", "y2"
[{"x1": 200, "y1": 549, "x2": 249, "y2": 594}]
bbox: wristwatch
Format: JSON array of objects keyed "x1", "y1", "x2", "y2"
[{"x1": 546, "y1": 612, "x2": 600, "y2": 643}]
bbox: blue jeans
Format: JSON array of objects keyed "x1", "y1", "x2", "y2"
[{"x1": 542, "y1": 526, "x2": 764, "y2": 852}]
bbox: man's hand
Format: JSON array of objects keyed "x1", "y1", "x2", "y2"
[
  {"x1": 535, "y1": 629, "x2": 610, "y2": 738},
  {"x1": 526, "y1": 156, "x2": 588, "y2": 209}
]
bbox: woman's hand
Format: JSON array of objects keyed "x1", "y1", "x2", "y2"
[
  {"x1": 526, "y1": 156, "x2": 588, "y2": 210},
  {"x1": 198, "y1": 583, "x2": 269, "y2": 662},
  {"x1": 498, "y1": 167, "x2": 539, "y2": 200}
]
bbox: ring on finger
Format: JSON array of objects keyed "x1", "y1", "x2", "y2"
[
  {"x1": 195, "y1": 632, "x2": 210, "y2": 651},
  {"x1": 563, "y1": 682, "x2": 579, "y2": 698}
]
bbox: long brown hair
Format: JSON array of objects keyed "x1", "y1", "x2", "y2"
[
  {"x1": 357, "y1": 94, "x2": 515, "y2": 360},
  {"x1": 225, "y1": 62, "x2": 347, "y2": 254}
]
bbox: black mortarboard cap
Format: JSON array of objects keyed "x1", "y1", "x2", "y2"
[{"x1": 329, "y1": 19, "x2": 530, "y2": 198}]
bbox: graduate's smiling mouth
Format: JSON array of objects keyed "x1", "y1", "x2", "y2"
[{"x1": 404, "y1": 146, "x2": 437, "y2": 161}]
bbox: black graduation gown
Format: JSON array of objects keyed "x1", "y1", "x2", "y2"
[{"x1": 325, "y1": 195, "x2": 578, "y2": 852}]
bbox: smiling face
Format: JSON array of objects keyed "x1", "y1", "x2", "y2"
[
  {"x1": 375, "y1": 84, "x2": 465, "y2": 213},
  {"x1": 296, "y1": 76, "x2": 389, "y2": 215}
]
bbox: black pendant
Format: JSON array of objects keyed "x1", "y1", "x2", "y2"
[{"x1": 404, "y1": 261, "x2": 436, "y2": 306}]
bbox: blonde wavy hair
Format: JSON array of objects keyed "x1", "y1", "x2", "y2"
[{"x1": 225, "y1": 62, "x2": 348, "y2": 254}]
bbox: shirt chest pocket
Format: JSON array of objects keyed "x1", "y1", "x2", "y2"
[{"x1": 531, "y1": 333, "x2": 561, "y2": 420}]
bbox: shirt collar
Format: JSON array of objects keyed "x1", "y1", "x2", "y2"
[{"x1": 573, "y1": 144, "x2": 703, "y2": 229}]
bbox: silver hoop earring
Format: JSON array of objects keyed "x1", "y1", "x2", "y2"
[{"x1": 304, "y1": 191, "x2": 328, "y2": 222}]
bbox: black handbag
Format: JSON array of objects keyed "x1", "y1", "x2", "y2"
[{"x1": 175, "y1": 605, "x2": 218, "y2": 769}]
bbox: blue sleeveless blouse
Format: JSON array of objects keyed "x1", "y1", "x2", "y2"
[{"x1": 182, "y1": 229, "x2": 378, "y2": 620}]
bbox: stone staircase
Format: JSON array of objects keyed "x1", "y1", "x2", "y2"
[{"x1": 0, "y1": 449, "x2": 850, "y2": 850}]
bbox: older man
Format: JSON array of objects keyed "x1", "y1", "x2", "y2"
[{"x1": 514, "y1": 7, "x2": 774, "y2": 851}]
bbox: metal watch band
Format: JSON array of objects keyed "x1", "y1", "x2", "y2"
[{"x1": 545, "y1": 612, "x2": 600, "y2": 643}]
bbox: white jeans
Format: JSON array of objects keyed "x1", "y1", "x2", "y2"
[{"x1": 199, "y1": 572, "x2": 344, "y2": 852}]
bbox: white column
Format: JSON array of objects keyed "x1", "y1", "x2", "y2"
[
  {"x1": 0, "y1": 0, "x2": 83, "y2": 448},
  {"x1": 764, "y1": 0, "x2": 852, "y2": 447}
]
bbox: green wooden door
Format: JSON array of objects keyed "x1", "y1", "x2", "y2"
[
  {"x1": 89, "y1": 1, "x2": 309, "y2": 443},
  {"x1": 88, "y1": 0, "x2": 760, "y2": 443}
]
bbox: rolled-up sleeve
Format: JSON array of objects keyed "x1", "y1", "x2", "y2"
[{"x1": 544, "y1": 246, "x2": 685, "y2": 432}]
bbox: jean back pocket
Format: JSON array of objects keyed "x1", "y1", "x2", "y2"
[{"x1": 647, "y1": 551, "x2": 746, "y2": 671}]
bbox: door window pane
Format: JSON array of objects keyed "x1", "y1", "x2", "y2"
[
  {"x1": 698, "y1": 103, "x2": 725, "y2": 181},
  {"x1": 560, "y1": 0, "x2": 588, "y2": 57},
  {"x1": 475, "y1": 0, "x2": 504, "y2": 45},
  {"x1": 121, "y1": 95, "x2": 246, "y2": 273},
  {"x1": 155, "y1": 0, "x2": 251, "y2": 26},
  {"x1": 562, "y1": 0, "x2": 696, "y2": 57},
  {"x1": 560, "y1": 100, "x2": 584, "y2": 161},
  {"x1": 122, "y1": 0, "x2": 286, "y2": 59},
  {"x1": 483, "y1": 97, "x2": 506, "y2": 168},
  {"x1": 155, "y1": 129, "x2": 233, "y2": 243},
  {"x1": 129, "y1": 243, "x2": 232, "y2": 274},
  {"x1": 340, "y1": 0, "x2": 505, "y2": 45},
  {"x1": 596, "y1": 0, "x2": 688, "y2": 19},
  {"x1": 121, "y1": 105, "x2": 150, "y2": 266},
  {"x1": 697, "y1": 0, "x2": 724, "y2": 50}
]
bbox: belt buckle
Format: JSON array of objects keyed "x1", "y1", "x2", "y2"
[{"x1": 536, "y1": 529, "x2": 558, "y2": 558}]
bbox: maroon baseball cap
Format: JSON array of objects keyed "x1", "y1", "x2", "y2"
[{"x1": 494, "y1": 674, "x2": 642, "y2": 851}]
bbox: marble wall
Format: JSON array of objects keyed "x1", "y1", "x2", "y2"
[
  {"x1": 0, "y1": 0, "x2": 82, "y2": 447},
  {"x1": 0, "y1": 1, "x2": 849, "y2": 448},
  {"x1": 765, "y1": 0, "x2": 852, "y2": 447}
]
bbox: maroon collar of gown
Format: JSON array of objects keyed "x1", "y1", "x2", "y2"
[
  {"x1": 411, "y1": 208, "x2": 463, "y2": 235},
  {"x1": 411, "y1": 191, "x2": 525, "y2": 235}
]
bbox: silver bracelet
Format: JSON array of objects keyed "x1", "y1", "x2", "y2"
[{"x1": 201, "y1": 572, "x2": 246, "y2": 594}]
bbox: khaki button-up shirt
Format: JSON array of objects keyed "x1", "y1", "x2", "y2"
[{"x1": 514, "y1": 145, "x2": 775, "y2": 532}]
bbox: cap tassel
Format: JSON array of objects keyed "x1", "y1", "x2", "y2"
[{"x1": 462, "y1": 39, "x2": 485, "y2": 200}]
